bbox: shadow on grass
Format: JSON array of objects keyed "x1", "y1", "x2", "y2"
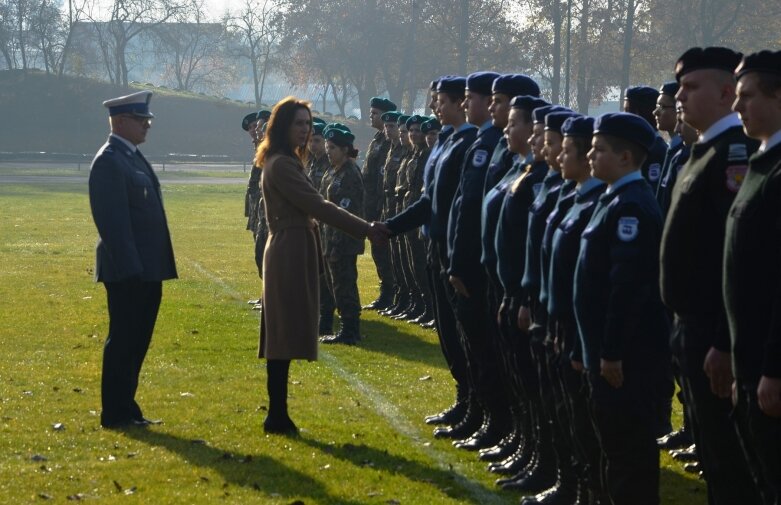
[
  {"x1": 300, "y1": 437, "x2": 505, "y2": 504},
  {"x1": 356, "y1": 317, "x2": 450, "y2": 369},
  {"x1": 660, "y1": 466, "x2": 706, "y2": 504},
  {"x1": 123, "y1": 428, "x2": 366, "y2": 505}
]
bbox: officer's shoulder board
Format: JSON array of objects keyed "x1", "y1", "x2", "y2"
[{"x1": 725, "y1": 143, "x2": 749, "y2": 193}]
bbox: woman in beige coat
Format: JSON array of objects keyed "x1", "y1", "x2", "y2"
[{"x1": 255, "y1": 96, "x2": 386, "y2": 435}]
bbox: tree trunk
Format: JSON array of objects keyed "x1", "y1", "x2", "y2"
[
  {"x1": 551, "y1": 0, "x2": 562, "y2": 104},
  {"x1": 258, "y1": 51, "x2": 270, "y2": 105},
  {"x1": 18, "y1": 1, "x2": 27, "y2": 71},
  {"x1": 619, "y1": 0, "x2": 636, "y2": 104},
  {"x1": 576, "y1": 0, "x2": 590, "y2": 113},
  {"x1": 251, "y1": 55, "x2": 260, "y2": 105},
  {"x1": 457, "y1": 0, "x2": 469, "y2": 74}
]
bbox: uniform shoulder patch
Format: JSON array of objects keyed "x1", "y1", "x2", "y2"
[
  {"x1": 339, "y1": 197, "x2": 351, "y2": 209},
  {"x1": 472, "y1": 149, "x2": 489, "y2": 167},
  {"x1": 647, "y1": 163, "x2": 661, "y2": 182},
  {"x1": 726, "y1": 164, "x2": 748, "y2": 192},
  {"x1": 727, "y1": 143, "x2": 748, "y2": 162},
  {"x1": 617, "y1": 216, "x2": 640, "y2": 242}
]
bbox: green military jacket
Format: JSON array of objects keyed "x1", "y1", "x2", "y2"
[
  {"x1": 381, "y1": 142, "x2": 406, "y2": 220},
  {"x1": 404, "y1": 146, "x2": 431, "y2": 208},
  {"x1": 362, "y1": 130, "x2": 391, "y2": 221},
  {"x1": 307, "y1": 153, "x2": 331, "y2": 192},
  {"x1": 323, "y1": 159, "x2": 365, "y2": 257}
]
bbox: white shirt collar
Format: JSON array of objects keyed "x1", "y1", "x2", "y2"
[
  {"x1": 760, "y1": 129, "x2": 781, "y2": 154},
  {"x1": 110, "y1": 133, "x2": 138, "y2": 153},
  {"x1": 698, "y1": 113, "x2": 742, "y2": 144}
]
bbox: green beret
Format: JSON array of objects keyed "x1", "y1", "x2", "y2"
[
  {"x1": 312, "y1": 122, "x2": 326, "y2": 136},
  {"x1": 241, "y1": 112, "x2": 257, "y2": 131},
  {"x1": 397, "y1": 115, "x2": 411, "y2": 127},
  {"x1": 381, "y1": 111, "x2": 402, "y2": 123},
  {"x1": 370, "y1": 97, "x2": 397, "y2": 112},
  {"x1": 256, "y1": 109, "x2": 271, "y2": 121},
  {"x1": 421, "y1": 118, "x2": 442, "y2": 133},
  {"x1": 405, "y1": 115, "x2": 426, "y2": 129},
  {"x1": 324, "y1": 125, "x2": 355, "y2": 147}
]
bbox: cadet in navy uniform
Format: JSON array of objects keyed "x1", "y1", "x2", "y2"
[
  {"x1": 383, "y1": 77, "x2": 479, "y2": 439},
  {"x1": 362, "y1": 97, "x2": 397, "y2": 310},
  {"x1": 88, "y1": 91, "x2": 177, "y2": 429},
  {"x1": 726, "y1": 49, "x2": 781, "y2": 505},
  {"x1": 660, "y1": 46, "x2": 761, "y2": 505},
  {"x1": 623, "y1": 86, "x2": 669, "y2": 187},
  {"x1": 653, "y1": 82, "x2": 684, "y2": 205},
  {"x1": 573, "y1": 112, "x2": 670, "y2": 505},
  {"x1": 446, "y1": 71, "x2": 510, "y2": 452},
  {"x1": 544, "y1": 115, "x2": 607, "y2": 505},
  {"x1": 656, "y1": 106, "x2": 696, "y2": 218}
]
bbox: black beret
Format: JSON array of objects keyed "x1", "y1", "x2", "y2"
[
  {"x1": 624, "y1": 86, "x2": 660, "y2": 107},
  {"x1": 735, "y1": 50, "x2": 781, "y2": 81},
  {"x1": 593, "y1": 112, "x2": 656, "y2": 152},
  {"x1": 397, "y1": 114, "x2": 411, "y2": 127},
  {"x1": 466, "y1": 71, "x2": 500, "y2": 96},
  {"x1": 545, "y1": 111, "x2": 581, "y2": 133},
  {"x1": 659, "y1": 81, "x2": 679, "y2": 97},
  {"x1": 312, "y1": 121, "x2": 326, "y2": 136},
  {"x1": 324, "y1": 124, "x2": 355, "y2": 146},
  {"x1": 675, "y1": 47, "x2": 743, "y2": 82},
  {"x1": 437, "y1": 76, "x2": 467, "y2": 95},
  {"x1": 492, "y1": 74, "x2": 541, "y2": 98},
  {"x1": 256, "y1": 109, "x2": 271, "y2": 121},
  {"x1": 381, "y1": 111, "x2": 402, "y2": 123},
  {"x1": 406, "y1": 115, "x2": 426, "y2": 129},
  {"x1": 370, "y1": 97, "x2": 397, "y2": 112},
  {"x1": 532, "y1": 105, "x2": 569, "y2": 124},
  {"x1": 510, "y1": 95, "x2": 550, "y2": 112},
  {"x1": 421, "y1": 118, "x2": 442, "y2": 133},
  {"x1": 561, "y1": 115, "x2": 595, "y2": 137},
  {"x1": 430, "y1": 79, "x2": 440, "y2": 91},
  {"x1": 241, "y1": 112, "x2": 257, "y2": 131}
]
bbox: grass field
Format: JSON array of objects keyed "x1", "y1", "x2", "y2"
[{"x1": 0, "y1": 178, "x2": 706, "y2": 504}]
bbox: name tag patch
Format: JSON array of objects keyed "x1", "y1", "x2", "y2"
[{"x1": 617, "y1": 216, "x2": 639, "y2": 242}]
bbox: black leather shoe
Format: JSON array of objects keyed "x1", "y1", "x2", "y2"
[
  {"x1": 454, "y1": 423, "x2": 502, "y2": 451},
  {"x1": 263, "y1": 415, "x2": 298, "y2": 436},
  {"x1": 421, "y1": 319, "x2": 436, "y2": 329},
  {"x1": 656, "y1": 428, "x2": 693, "y2": 450},
  {"x1": 320, "y1": 333, "x2": 358, "y2": 345},
  {"x1": 501, "y1": 461, "x2": 556, "y2": 493},
  {"x1": 683, "y1": 461, "x2": 702, "y2": 474},
  {"x1": 479, "y1": 430, "x2": 519, "y2": 462},
  {"x1": 425, "y1": 402, "x2": 467, "y2": 425},
  {"x1": 433, "y1": 408, "x2": 482, "y2": 439},
  {"x1": 132, "y1": 417, "x2": 162, "y2": 426},
  {"x1": 670, "y1": 444, "x2": 698, "y2": 462}
]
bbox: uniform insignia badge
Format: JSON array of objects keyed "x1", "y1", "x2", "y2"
[
  {"x1": 532, "y1": 183, "x2": 543, "y2": 197},
  {"x1": 726, "y1": 165, "x2": 748, "y2": 192},
  {"x1": 728, "y1": 143, "x2": 748, "y2": 162},
  {"x1": 339, "y1": 198, "x2": 351, "y2": 209},
  {"x1": 647, "y1": 163, "x2": 661, "y2": 182},
  {"x1": 472, "y1": 149, "x2": 489, "y2": 167},
  {"x1": 617, "y1": 216, "x2": 639, "y2": 242}
]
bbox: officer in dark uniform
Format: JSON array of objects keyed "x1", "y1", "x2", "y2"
[
  {"x1": 661, "y1": 46, "x2": 761, "y2": 505},
  {"x1": 446, "y1": 71, "x2": 510, "y2": 452},
  {"x1": 656, "y1": 106, "x2": 696, "y2": 219},
  {"x1": 319, "y1": 125, "x2": 366, "y2": 345},
  {"x1": 653, "y1": 82, "x2": 685, "y2": 211},
  {"x1": 362, "y1": 97, "x2": 397, "y2": 310},
  {"x1": 574, "y1": 112, "x2": 670, "y2": 505},
  {"x1": 307, "y1": 118, "x2": 331, "y2": 192},
  {"x1": 623, "y1": 86, "x2": 669, "y2": 187},
  {"x1": 88, "y1": 90, "x2": 177, "y2": 428},
  {"x1": 384, "y1": 77, "x2": 479, "y2": 438},
  {"x1": 727, "y1": 49, "x2": 781, "y2": 505}
]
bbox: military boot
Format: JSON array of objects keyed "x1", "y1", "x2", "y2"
[
  {"x1": 321, "y1": 318, "x2": 360, "y2": 345},
  {"x1": 318, "y1": 313, "x2": 334, "y2": 336}
]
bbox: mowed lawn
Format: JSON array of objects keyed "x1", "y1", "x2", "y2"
[{"x1": 0, "y1": 179, "x2": 706, "y2": 504}]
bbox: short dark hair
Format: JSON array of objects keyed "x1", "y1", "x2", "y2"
[
  {"x1": 755, "y1": 72, "x2": 781, "y2": 97},
  {"x1": 600, "y1": 134, "x2": 648, "y2": 167},
  {"x1": 439, "y1": 92, "x2": 464, "y2": 105},
  {"x1": 255, "y1": 96, "x2": 311, "y2": 167},
  {"x1": 569, "y1": 136, "x2": 592, "y2": 159}
]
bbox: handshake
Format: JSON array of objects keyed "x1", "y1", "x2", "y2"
[{"x1": 366, "y1": 221, "x2": 392, "y2": 245}]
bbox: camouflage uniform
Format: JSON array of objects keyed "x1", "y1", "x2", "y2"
[
  {"x1": 322, "y1": 159, "x2": 365, "y2": 339},
  {"x1": 315, "y1": 160, "x2": 336, "y2": 333},
  {"x1": 403, "y1": 146, "x2": 434, "y2": 320},
  {"x1": 307, "y1": 153, "x2": 331, "y2": 192},
  {"x1": 362, "y1": 131, "x2": 395, "y2": 307},
  {"x1": 393, "y1": 146, "x2": 425, "y2": 317},
  {"x1": 245, "y1": 165, "x2": 262, "y2": 236}
]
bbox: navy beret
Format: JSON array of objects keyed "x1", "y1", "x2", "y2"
[
  {"x1": 593, "y1": 112, "x2": 656, "y2": 152},
  {"x1": 561, "y1": 115, "x2": 595, "y2": 137},
  {"x1": 735, "y1": 50, "x2": 781, "y2": 81},
  {"x1": 675, "y1": 47, "x2": 743, "y2": 82},
  {"x1": 381, "y1": 111, "x2": 402, "y2": 123},
  {"x1": 466, "y1": 71, "x2": 500, "y2": 96},
  {"x1": 437, "y1": 76, "x2": 467, "y2": 95},
  {"x1": 256, "y1": 109, "x2": 271, "y2": 121},
  {"x1": 510, "y1": 95, "x2": 550, "y2": 112},
  {"x1": 545, "y1": 111, "x2": 581, "y2": 133},
  {"x1": 421, "y1": 118, "x2": 442, "y2": 133},
  {"x1": 624, "y1": 86, "x2": 660, "y2": 107},
  {"x1": 324, "y1": 123, "x2": 355, "y2": 146},
  {"x1": 659, "y1": 81, "x2": 679, "y2": 97},
  {"x1": 241, "y1": 112, "x2": 257, "y2": 131},
  {"x1": 370, "y1": 97, "x2": 397, "y2": 112},
  {"x1": 430, "y1": 79, "x2": 440, "y2": 91},
  {"x1": 397, "y1": 114, "x2": 411, "y2": 127},
  {"x1": 492, "y1": 74, "x2": 541, "y2": 98},
  {"x1": 532, "y1": 105, "x2": 569, "y2": 124},
  {"x1": 405, "y1": 115, "x2": 426, "y2": 129}
]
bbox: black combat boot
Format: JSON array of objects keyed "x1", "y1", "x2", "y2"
[
  {"x1": 320, "y1": 318, "x2": 360, "y2": 345},
  {"x1": 318, "y1": 313, "x2": 334, "y2": 336}
]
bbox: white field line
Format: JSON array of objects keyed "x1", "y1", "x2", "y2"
[{"x1": 187, "y1": 258, "x2": 504, "y2": 504}]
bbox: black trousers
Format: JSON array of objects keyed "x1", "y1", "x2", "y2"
[
  {"x1": 673, "y1": 317, "x2": 761, "y2": 505},
  {"x1": 734, "y1": 381, "x2": 781, "y2": 505},
  {"x1": 587, "y1": 369, "x2": 660, "y2": 505},
  {"x1": 101, "y1": 280, "x2": 162, "y2": 425}
]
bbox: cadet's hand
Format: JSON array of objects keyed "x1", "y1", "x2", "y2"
[
  {"x1": 517, "y1": 305, "x2": 531, "y2": 332},
  {"x1": 449, "y1": 276, "x2": 470, "y2": 298},
  {"x1": 571, "y1": 360, "x2": 584, "y2": 373},
  {"x1": 703, "y1": 347, "x2": 733, "y2": 399},
  {"x1": 600, "y1": 359, "x2": 623, "y2": 388},
  {"x1": 757, "y1": 376, "x2": 781, "y2": 418},
  {"x1": 367, "y1": 222, "x2": 390, "y2": 246}
]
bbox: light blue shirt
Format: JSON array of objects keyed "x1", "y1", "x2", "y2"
[{"x1": 577, "y1": 177, "x2": 604, "y2": 195}]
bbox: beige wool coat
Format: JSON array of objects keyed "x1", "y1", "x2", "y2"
[{"x1": 259, "y1": 154, "x2": 369, "y2": 360}]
